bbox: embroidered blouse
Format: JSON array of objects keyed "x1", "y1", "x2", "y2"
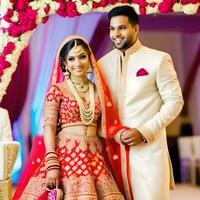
[{"x1": 43, "y1": 84, "x2": 101, "y2": 129}]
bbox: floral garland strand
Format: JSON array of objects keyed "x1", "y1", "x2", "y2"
[{"x1": 0, "y1": 0, "x2": 199, "y2": 101}]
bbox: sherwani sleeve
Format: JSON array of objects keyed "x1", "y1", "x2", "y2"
[
  {"x1": 1, "y1": 110, "x2": 13, "y2": 141},
  {"x1": 137, "y1": 54, "x2": 184, "y2": 143}
]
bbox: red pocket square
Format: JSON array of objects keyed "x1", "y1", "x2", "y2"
[{"x1": 136, "y1": 68, "x2": 149, "y2": 77}]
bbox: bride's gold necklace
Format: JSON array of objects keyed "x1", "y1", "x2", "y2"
[
  {"x1": 71, "y1": 77, "x2": 89, "y2": 93},
  {"x1": 67, "y1": 78, "x2": 95, "y2": 125}
]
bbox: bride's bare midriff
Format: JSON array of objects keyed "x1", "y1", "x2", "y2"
[{"x1": 61, "y1": 125, "x2": 97, "y2": 137}]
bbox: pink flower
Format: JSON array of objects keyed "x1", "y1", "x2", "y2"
[
  {"x1": 12, "y1": 0, "x2": 29, "y2": 11},
  {"x1": 0, "y1": 67, "x2": 3, "y2": 78},
  {"x1": 56, "y1": 1, "x2": 79, "y2": 17},
  {"x1": 5, "y1": 8, "x2": 14, "y2": 16},
  {"x1": 109, "y1": 0, "x2": 117, "y2": 5},
  {"x1": 158, "y1": 0, "x2": 173, "y2": 13},
  {"x1": 18, "y1": 8, "x2": 37, "y2": 32},
  {"x1": 140, "y1": 7, "x2": 146, "y2": 15},
  {"x1": 44, "y1": 6, "x2": 50, "y2": 14},
  {"x1": 7, "y1": 23, "x2": 21, "y2": 37},
  {"x1": 197, "y1": 6, "x2": 200, "y2": 14},
  {"x1": 3, "y1": 9, "x2": 13, "y2": 23},
  {"x1": 56, "y1": 2, "x2": 68, "y2": 17},
  {"x1": 0, "y1": 55, "x2": 11, "y2": 70},
  {"x1": 121, "y1": 0, "x2": 129, "y2": 3},
  {"x1": 181, "y1": 0, "x2": 190, "y2": 4},
  {"x1": 42, "y1": 16, "x2": 49, "y2": 24},
  {"x1": 67, "y1": 2, "x2": 78, "y2": 17},
  {"x1": 132, "y1": 0, "x2": 147, "y2": 7},
  {"x1": 81, "y1": 0, "x2": 89, "y2": 3},
  {"x1": 100, "y1": 0, "x2": 109, "y2": 7},
  {"x1": 150, "y1": 2, "x2": 157, "y2": 7},
  {"x1": 182, "y1": 0, "x2": 199, "y2": 3},
  {"x1": 92, "y1": 2, "x2": 100, "y2": 8},
  {"x1": 3, "y1": 42, "x2": 16, "y2": 56}
]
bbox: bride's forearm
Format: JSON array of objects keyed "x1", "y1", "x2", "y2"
[{"x1": 44, "y1": 126, "x2": 57, "y2": 152}]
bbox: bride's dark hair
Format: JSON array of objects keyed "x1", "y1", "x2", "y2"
[{"x1": 59, "y1": 39, "x2": 91, "y2": 73}]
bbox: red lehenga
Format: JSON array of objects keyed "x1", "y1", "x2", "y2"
[{"x1": 14, "y1": 35, "x2": 133, "y2": 200}]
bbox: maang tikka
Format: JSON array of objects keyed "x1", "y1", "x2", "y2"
[{"x1": 72, "y1": 40, "x2": 81, "y2": 53}]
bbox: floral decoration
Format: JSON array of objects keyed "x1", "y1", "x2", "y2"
[{"x1": 0, "y1": 0, "x2": 199, "y2": 101}]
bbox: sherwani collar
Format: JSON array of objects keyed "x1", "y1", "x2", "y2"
[{"x1": 116, "y1": 38, "x2": 142, "y2": 57}]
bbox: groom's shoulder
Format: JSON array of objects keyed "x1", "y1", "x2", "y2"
[
  {"x1": 98, "y1": 49, "x2": 117, "y2": 64},
  {"x1": 0, "y1": 107, "x2": 7, "y2": 115}
]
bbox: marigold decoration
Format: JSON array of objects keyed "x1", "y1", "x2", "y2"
[{"x1": 0, "y1": 0, "x2": 199, "y2": 101}]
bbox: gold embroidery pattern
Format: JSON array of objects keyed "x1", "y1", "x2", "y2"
[
  {"x1": 4, "y1": 143, "x2": 19, "y2": 179},
  {"x1": 57, "y1": 134, "x2": 102, "y2": 153},
  {"x1": 0, "y1": 179, "x2": 12, "y2": 200},
  {"x1": 61, "y1": 174, "x2": 124, "y2": 200},
  {"x1": 20, "y1": 176, "x2": 46, "y2": 199},
  {"x1": 20, "y1": 135, "x2": 124, "y2": 199},
  {"x1": 44, "y1": 101, "x2": 59, "y2": 127}
]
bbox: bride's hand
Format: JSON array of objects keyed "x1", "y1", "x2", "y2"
[{"x1": 46, "y1": 169, "x2": 60, "y2": 189}]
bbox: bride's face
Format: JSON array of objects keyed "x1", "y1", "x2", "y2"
[{"x1": 64, "y1": 45, "x2": 90, "y2": 79}]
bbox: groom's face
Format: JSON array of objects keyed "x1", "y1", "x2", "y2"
[{"x1": 109, "y1": 15, "x2": 139, "y2": 51}]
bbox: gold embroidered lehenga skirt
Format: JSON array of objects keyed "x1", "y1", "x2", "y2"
[{"x1": 19, "y1": 133, "x2": 124, "y2": 200}]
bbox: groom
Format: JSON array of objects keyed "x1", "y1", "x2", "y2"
[{"x1": 98, "y1": 5, "x2": 184, "y2": 200}]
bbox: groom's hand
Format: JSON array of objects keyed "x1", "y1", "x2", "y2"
[{"x1": 121, "y1": 128, "x2": 144, "y2": 146}]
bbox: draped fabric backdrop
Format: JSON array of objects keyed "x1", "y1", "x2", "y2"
[{"x1": 0, "y1": 12, "x2": 199, "y2": 183}]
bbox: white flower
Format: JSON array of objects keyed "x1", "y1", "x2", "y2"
[
  {"x1": 76, "y1": 1, "x2": 93, "y2": 14},
  {"x1": 0, "y1": 33, "x2": 19, "y2": 53},
  {"x1": 15, "y1": 40, "x2": 29, "y2": 52},
  {"x1": 0, "y1": 19, "x2": 10, "y2": 28},
  {"x1": 173, "y1": 3, "x2": 182, "y2": 13},
  {"x1": 0, "y1": 32, "x2": 9, "y2": 53},
  {"x1": 37, "y1": 8, "x2": 47, "y2": 19},
  {"x1": 29, "y1": 1, "x2": 41, "y2": 10},
  {"x1": 0, "y1": 0, "x2": 13, "y2": 16},
  {"x1": 6, "y1": 53, "x2": 19, "y2": 64},
  {"x1": 146, "y1": 0, "x2": 155, "y2": 3},
  {"x1": 146, "y1": 5, "x2": 158, "y2": 14},
  {"x1": 20, "y1": 31, "x2": 32, "y2": 44},
  {"x1": 182, "y1": 3, "x2": 199, "y2": 15},
  {"x1": 154, "y1": 0, "x2": 162, "y2": 3},
  {"x1": 49, "y1": 1, "x2": 60, "y2": 14},
  {"x1": 8, "y1": 35, "x2": 19, "y2": 43},
  {"x1": 44, "y1": 0, "x2": 52, "y2": 4},
  {"x1": 132, "y1": 4, "x2": 140, "y2": 15},
  {"x1": 10, "y1": 11, "x2": 19, "y2": 22}
]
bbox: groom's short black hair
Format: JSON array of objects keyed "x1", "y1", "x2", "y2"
[{"x1": 108, "y1": 6, "x2": 138, "y2": 26}]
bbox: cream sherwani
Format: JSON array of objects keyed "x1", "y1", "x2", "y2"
[
  {"x1": 98, "y1": 39, "x2": 184, "y2": 200},
  {"x1": 0, "y1": 107, "x2": 12, "y2": 141}
]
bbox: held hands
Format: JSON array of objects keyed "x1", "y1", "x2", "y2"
[{"x1": 120, "y1": 128, "x2": 145, "y2": 146}]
